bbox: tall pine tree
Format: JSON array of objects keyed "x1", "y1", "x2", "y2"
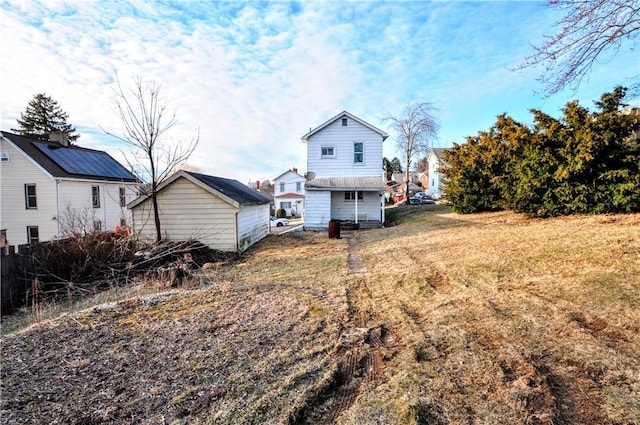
[{"x1": 12, "y1": 93, "x2": 79, "y2": 143}]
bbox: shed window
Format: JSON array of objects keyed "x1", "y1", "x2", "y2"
[
  {"x1": 92, "y1": 186, "x2": 100, "y2": 208},
  {"x1": 344, "y1": 191, "x2": 364, "y2": 201},
  {"x1": 27, "y1": 226, "x2": 39, "y2": 244},
  {"x1": 25, "y1": 184, "x2": 37, "y2": 209},
  {"x1": 354, "y1": 142, "x2": 364, "y2": 163}
]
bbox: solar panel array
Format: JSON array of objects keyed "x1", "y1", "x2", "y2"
[{"x1": 33, "y1": 141, "x2": 136, "y2": 180}]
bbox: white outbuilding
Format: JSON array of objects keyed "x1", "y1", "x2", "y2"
[{"x1": 129, "y1": 171, "x2": 271, "y2": 252}]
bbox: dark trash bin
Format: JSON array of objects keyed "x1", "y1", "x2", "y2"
[{"x1": 328, "y1": 219, "x2": 341, "y2": 239}]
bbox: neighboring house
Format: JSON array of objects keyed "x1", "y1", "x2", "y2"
[
  {"x1": 302, "y1": 111, "x2": 388, "y2": 230},
  {"x1": 128, "y1": 171, "x2": 271, "y2": 252},
  {"x1": 273, "y1": 168, "x2": 305, "y2": 217},
  {"x1": 427, "y1": 148, "x2": 449, "y2": 199},
  {"x1": 0, "y1": 131, "x2": 138, "y2": 246}
]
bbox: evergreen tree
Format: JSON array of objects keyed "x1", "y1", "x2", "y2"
[{"x1": 12, "y1": 93, "x2": 79, "y2": 143}]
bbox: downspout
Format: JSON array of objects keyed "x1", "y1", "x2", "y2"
[
  {"x1": 55, "y1": 179, "x2": 61, "y2": 236},
  {"x1": 235, "y1": 210, "x2": 239, "y2": 252}
]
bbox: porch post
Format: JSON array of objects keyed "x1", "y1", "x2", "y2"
[{"x1": 354, "y1": 190, "x2": 359, "y2": 224}]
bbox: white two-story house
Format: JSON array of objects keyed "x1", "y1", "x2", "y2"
[
  {"x1": 1, "y1": 131, "x2": 139, "y2": 246},
  {"x1": 273, "y1": 168, "x2": 305, "y2": 217},
  {"x1": 302, "y1": 111, "x2": 388, "y2": 230}
]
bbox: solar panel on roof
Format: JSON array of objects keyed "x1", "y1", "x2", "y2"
[{"x1": 33, "y1": 141, "x2": 136, "y2": 180}]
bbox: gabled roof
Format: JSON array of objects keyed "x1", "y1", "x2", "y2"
[
  {"x1": 301, "y1": 111, "x2": 389, "y2": 142},
  {"x1": 1, "y1": 131, "x2": 137, "y2": 183},
  {"x1": 429, "y1": 148, "x2": 449, "y2": 161},
  {"x1": 128, "y1": 170, "x2": 271, "y2": 209},
  {"x1": 273, "y1": 169, "x2": 304, "y2": 181},
  {"x1": 275, "y1": 192, "x2": 305, "y2": 199}
]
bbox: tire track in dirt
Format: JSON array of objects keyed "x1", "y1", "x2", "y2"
[{"x1": 286, "y1": 232, "x2": 397, "y2": 425}]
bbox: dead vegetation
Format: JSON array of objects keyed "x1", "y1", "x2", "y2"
[{"x1": 1, "y1": 206, "x2": 639, "y2": 424}]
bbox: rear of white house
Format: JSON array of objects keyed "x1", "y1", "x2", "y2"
[
  {"x1": 129, "y1": 171, "x2": 270, "y2": 252},
  {"x1": 302, "y1": 111, "x2": 388, "y2": 230}
]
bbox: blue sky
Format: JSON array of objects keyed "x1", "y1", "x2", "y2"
[{"x1": 2, "y1": 0, "x2": 638, "y2": 183}]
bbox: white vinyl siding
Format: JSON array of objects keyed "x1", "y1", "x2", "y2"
[
  {"x1": 1, "y1": 138, "x2": 58, "y2": 244},
  {"x1": 303, "y1": 191, "x2": 331, "y2": 230},
  {"x1": 306, "y1": 119, "x2": 383, "y2": 178},
  {"x1": 237, "y1": 204, "x2": 270, "y2": 252},
  {"x1": 56, "y1": 180, "x2": 135, "y2": 235},
  {"x1": 330, "y1": 191, "x2": 381, "y2": 222},
  {"x1": 274, "y1": 171, "x2": 306, "y2": 196}
]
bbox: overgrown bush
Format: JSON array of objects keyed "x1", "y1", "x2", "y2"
[
  {"x1": 276, "y1": 208, "x2": 286, "y2": 218},
  {"x1": 441, "y1": 87, "x2": 640, "y2": 216}
]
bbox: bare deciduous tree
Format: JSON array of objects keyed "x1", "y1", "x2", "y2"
[
  {"x1": 517, "y1": 0, "x2": 640, "y2": 97},
  {"x1": 383, "y1": 102, "x2": 439, "y2": 202},
  {"x1": 103, "y1": 76, "x2": 199, "y2": 242}
]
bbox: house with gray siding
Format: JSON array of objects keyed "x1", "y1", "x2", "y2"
[
  {"x1": 128, "y1": 171, "x2": 271, "y2": 252},
  {"x1": 301, "y1": 111, "x2": 388, "y2": 230}
]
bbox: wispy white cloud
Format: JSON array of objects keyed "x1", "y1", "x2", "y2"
[{"x1": 1, "y1": 0, "x2": 637, "y2": 180}]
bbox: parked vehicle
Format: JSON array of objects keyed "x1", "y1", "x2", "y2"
[
  {"x1": 409, "y1": 195, "x2": 435, "y2": 204},
  {"x1": 270, "y1": 216, "x2": 289, "y2": 227}
]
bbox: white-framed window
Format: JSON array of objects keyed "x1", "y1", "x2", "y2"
[
  {"x1": 354, "y1": 142, "x2": 364, "y2": 163},
  {"x1": 321, "y1": 146, "x2": 336, "y2": 158},
  {"x1": 119, "y1": 187, "x2": 126, "y2": 207},
  {"x1": 25, "y1": 184, "x2": 37, "y2": 209},
  {"x1": 296, "y1": 182, "x2": 302, "y2": 192},
  {"x1": 280, "y1": 182, "x2": 285, "y2": 192},
  {"x1": 342, "y1": 118, "x2": 348, "y2": 126},
  {"x1": 27, "y1": 226, "x2": 39, "y2": 244},
  {"x1": 92, "y1": 186, "x2": 100, "y2": 208},
  {"x1": 281, "y1": 201, "x2": 292, "y2": 209},
  {"x1": 344, "y1": 191, "x2": 364, "y2": 201}
]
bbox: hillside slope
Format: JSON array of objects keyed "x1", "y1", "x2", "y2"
[{"x1": 2, "y1": 206, "x2": 639, "y2": 424}]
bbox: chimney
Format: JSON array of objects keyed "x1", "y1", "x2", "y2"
[
  {"x1": 256, "y1": 180, "x2": 260, "y2": 190},
  {"x1": 49, "y1": 131, "x2": 69, "y2": 147},
  {"x1": 292, "y1": 167, "x2": 298, "y2": 174}
]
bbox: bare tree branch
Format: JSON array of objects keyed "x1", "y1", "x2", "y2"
[
  {"x1": 102, "y1": 75, "x2": 200, "y2": 242},
  {"x1": 383, "y1": 102, "x2": 439, "y2": 202},
  {"x1": 516, "y1": 0, "x2": 640, "y2": 97}
]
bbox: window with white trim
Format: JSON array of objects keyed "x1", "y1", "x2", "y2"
[
  {"x1": 296, "y1": 182, "x2": 302, "y2": 192},
  {"x1": 25, "y1": 184, "x2": 37, "y2": 209},
  {"x1": 119, "y1": 187, "x2": 126, "y2": 207},
  {"x1": 353, "y1": 142, "x2": 364, "y2": 163},
  {"x1": 321, "y1": 146, "x2": 335, "y2": 158},
  {"x1": 27, "y1": 226, "x2": 39, "y2": 244},
  {"x1": 344, "y1": 191, "x2": 364, "y2": 201},
  {"x1": 92, "y1": 186, "x2": 100, "y2": 208},
  {"x1": 281, "y1": 201, "x2": 292, "y2": 209},
  {"x1": 280, "y1": 182, "x2": 285, "y2": 192}
]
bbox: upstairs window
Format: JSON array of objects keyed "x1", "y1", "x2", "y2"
[
  {"x1": 296, "y1": 182, "x2": 302, "y2": 192},
  {"x1": 354, "y1": 142, "x2": 364, "y2": 163},
  {"x1": 25, "y1": 184, "x2": 37, "y2": 209},
  {"x1": 342, "y1": 118, "x2": 348, "y2": 126},
  {"x1": 280, "y1": 182, "x2": 285, "y2": 192},
  {"x1": 119, "y1": 187, "x2": 126, "y2": 207},
  {"x1": 321, "y1": 146, "x2": 335, "y2": 158},
  {"x1": 92, "y1": 186, "x2": 100, "y2": 208},
  {"x1": 344, "y1": 191, "x2": 364, "y2": 201}
]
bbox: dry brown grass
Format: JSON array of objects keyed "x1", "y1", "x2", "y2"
[{"x1": 1, "y1": 206, "x2": 639, "y2": 424}]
